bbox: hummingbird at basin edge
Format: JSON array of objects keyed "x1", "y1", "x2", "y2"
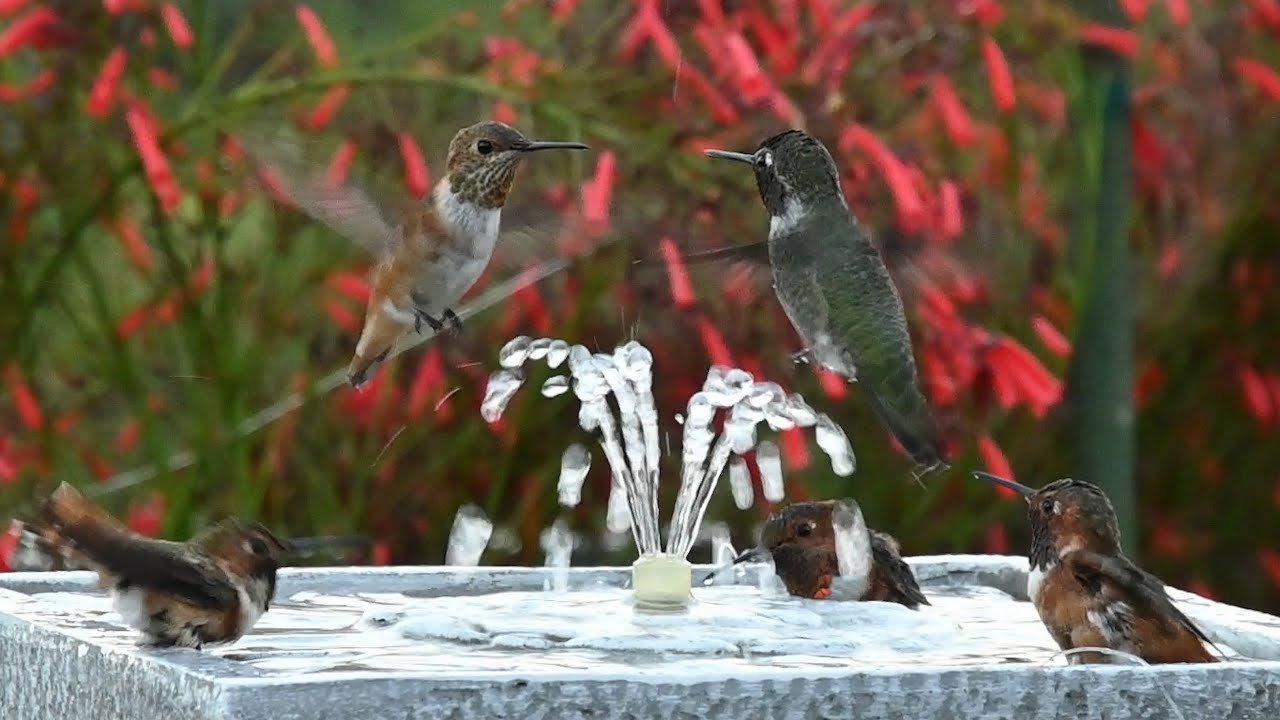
[
  {"x1": 704, "y1": 130, "x2": 947, "y2": 472},
  {"x1": 723, "y1": 499, "x2": 929, "y2": 609},
  {"x1": 252, "y1": 121, "x2": 589, "y2": 389},
  {"x1": 971, "y1": 471, "x2": 1222, "y2": 665},
  {"x1": 27, "y1": 481, "x2": 290, "y2": 649}
]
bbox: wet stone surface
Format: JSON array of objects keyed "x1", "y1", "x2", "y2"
[{"x1": 3, "y1": 557, "x2": 1280, "y2": 720}]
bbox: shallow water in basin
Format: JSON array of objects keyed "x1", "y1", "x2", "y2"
[{"x1": 20, "y1": 583, "x2": 1082, "y2": 676}]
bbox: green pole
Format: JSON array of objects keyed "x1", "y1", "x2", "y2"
[{"x1": 1066, "y1": 0, "x2": 1137, "y2": 545}]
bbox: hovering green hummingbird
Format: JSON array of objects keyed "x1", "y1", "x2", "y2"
[{"x1": 704, "y1": 130, "x2": 947, "y2": 471}]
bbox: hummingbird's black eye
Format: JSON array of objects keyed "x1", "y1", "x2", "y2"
[
  {"x1": 476, "y1": 139, "x2": 495, "y2": 155},
  {"x1": 1040, "y1": 499, "x2": 1056, "y2": 515},
  {"x1": 248, "y1": 537, "x2": 270, "y2": 555},
  {"x1": 796, "y1": 521, "x2": 813, "y2": 538}
]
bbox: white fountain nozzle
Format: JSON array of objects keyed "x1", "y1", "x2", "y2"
[{"x1": 631, "y1": 554, "x2": 693, "y2": 612}]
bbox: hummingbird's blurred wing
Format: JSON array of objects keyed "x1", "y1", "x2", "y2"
[
  {"x1": 869, "y1": 530, "x2": 930, "y2": 608},
  {"x1": 234, "y1": 125, "x2": 399, "y2": 258},
  {"x1": 1064, "y1": 550, "x2": 1224, "y2": 659}
]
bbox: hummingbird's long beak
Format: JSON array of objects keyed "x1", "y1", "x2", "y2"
[
  {"x1": 518, "y1": 140, "x2": 590, "y2": 153},
  {"x1": 700, "y1": 546, "x2": 767, "y2": 585},
  {"x1": 971, "y1": 471, "x2": 1037, "y2": 500},
  {"x1": 704, "y1": 149, "x2": 756, "y2": 164},
  {"x1": 283, "y1": 534, "x2": 371, "y2": 556}
]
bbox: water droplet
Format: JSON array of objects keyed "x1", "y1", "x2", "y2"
[
  {"x1": 605, "y1": 481, "x2": 631, "y2": 534},
  {"x1": 527, "y1": 337, "x2": 552, "y2": 360},
  {"x1": 545, "y1": 339, "x2": 571, "y2": 368},
  {"x1": 756, "y1": 440, "x2": 785, "y2": 502},
  {"x1": 785, "y1": 393, "x2": 818, "y2": 427},
  {"x1": 728, "y1": 456, "x2": 754, "y2": 510},
  {"x1": 557, "y1": 444, "x2": 591, "y2": 507},
  {"x1": 541, "y1": 375, "x2": 569, "y2": 398},
  {"x1": 539, "y1": 517, "x2": 577, "y2": 593},
  {"x1": 815, "y1": 414, "x2": 856, "y2": 476},
  {"x1": 480, "y1": 369, "x2": 524, "y2": 423},
  {"x1": 445, "y1": 504, "x2": 492, "y2": 566},
  {"x1": 498, "y1": 335, "x2": 532, "y2": 369},
  {"x1": 832, "y1": 501, "x2": 872, "y2": 599}
]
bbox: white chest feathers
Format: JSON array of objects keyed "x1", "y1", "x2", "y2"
[
  {"x1": 433, "y1": 184, "x2": 501, "y2": 260},
  {"x1": 1027, "y1": 565, "x2": 1047, "y2": 605}
]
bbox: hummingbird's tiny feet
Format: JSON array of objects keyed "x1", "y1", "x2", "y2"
[
  {"x1": 790, "y1": 349, "x2": 813, "y2": 365},
  {"x1": 442, "y1": 308, "x2": 463, "y2": 334},
  {"x1": 812, "y1": 574, "x2": 833, "y2": 599},
  {"x1": 413, "y1": 308, "x2": 446, "y2": 335}
]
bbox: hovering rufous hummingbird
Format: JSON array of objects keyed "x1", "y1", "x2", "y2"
[
  {"x1": 972, "y1": 472, "x2": 1221, "y2": 665},
  {"x1": 250, "y1": 121, "x2": 589, "y2": 389},
  {"x1": 724, "y1": 499, "x2": 929, "y2": 609},
  {"x1": 27, "y1": 482, "x2": 289, "y2": 649}
]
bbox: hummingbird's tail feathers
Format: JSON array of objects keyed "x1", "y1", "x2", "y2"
[
  {"x1": 34, "y1": 482, "x2": 133, "y2": 583},
  {"x1": 860, "y1": 386, "x2": 949, "y2": 470}
]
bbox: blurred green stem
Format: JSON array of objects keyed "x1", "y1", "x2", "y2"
[{"x1": 1065, "y1": 0, "x2": 1136, "y2": 545}]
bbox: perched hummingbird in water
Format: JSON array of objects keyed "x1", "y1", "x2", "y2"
[
  {"x1": 27, "y1": 482, "x2": 289, "y2": 649},
  {"x1": 972, "y1": 472, "x2": 1221, "y2": 665},
  {"x1": 723, "y1": 499, "x2": 929, "y2": 608},
  {"x1": 704, "y1": 131, "x2": 947, "y2": 471},
  {"x1": 252, "y1": 121, "x2": 589, "y2": 389}
]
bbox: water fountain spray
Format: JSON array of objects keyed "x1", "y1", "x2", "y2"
[{"x1": 482, "y1": 336, "x2": 855, "y2": 611}]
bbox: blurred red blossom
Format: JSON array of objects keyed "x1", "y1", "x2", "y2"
[
  {"x1": 126, "y1": 494, "x2": 166, "y2": 537},
  {"x1": 304, "y1": 84, "x2": 350, "y2": 131},
  {"x1": 295, "y1": 4, "x2": 338, "y2": 68},
  {"x1": 124, "y1": 99, "x2": 182, "y2": 213},
  {"x1": 397, "y1": 132, "x2": 430, "y2": 198},
  {"x1": 84, "y1": 47, "x2": 128, "y2": 118},
  {"x1": 658, "y1": 238, "x2": 696, "y2": 308},
  {"x1": 158, "y1": 3, "x2": 193, "y2": 49},
  {"x1": 1234, "y1": 57, "x2": 1280, "y2": 101},
  {"x1": 0, "y1": 6, "x2": 58, "y2": 58},
  {"x1": 976, "y1": 434, "x2": 1017, "y2": 498}
]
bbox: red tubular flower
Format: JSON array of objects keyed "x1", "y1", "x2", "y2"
[
  {"x1": 115, "y1": 419, "x2": 141, "y2": 455},
  {"x1": 325, "y1": 271, "x2": 370, "y2": 304},
  {"x1": 779, "y1": 426, "x2": 811, "y2": 471},
  {"x1": 1030, "y1": 315, "x2": 1071, "y2": 358},
  {"x1": 397, "y1": 132, "x2": 430, "y2": 199},
  {"x1": 304, "y1": 83, "x2": 349, "y2": 131},
  {"x1": 84, "y1": 47, "x2": 127, "y2": 118},
  {"x1": 1120, "y1": 0, "x2": 1150, "y2": 22},
  {"x1": 986, "y1": 337, "x2": 1063, "y2": 416},
  {"x1": 0, "y1": 524, "x2": 17, "y2": 569},
  {"x1": 126, "y1": 494, "x2": 165, "y2": 537},
  {"x1": 976, "y1": 434, "x2": 1017, "y2": 498},
  {"x1": 1235, "y1": 57, "x2": 1280, "y2": 102},
  {"x1": 937, "y1": 179, "x2": 964, "y2": 241},
  {"x1": 694, "y1": 315, "x2": 733, "y2": 367},
  {"x1": 124, "y1": 101, "x2": 182, "y2": 214},
  {"x1": 295, "y1": 4, "x2": 338, "y2": 68},
  {"x1": 0, "y1": 67, "x2": 52, "y2": 102},
  {"x1": 724, "y1": 32, "x2": 770, "y2": 104},
  {"x1": 677, "y1": 65, "x2": 739, "y2": 124},
  {"x1": 658, "y1": 238, "x2": 695, "y2": 308},
  {"x1": 1238, "y1": 366, "x2": 1274, "y2": 424},
  {"x1": 838, "y1": 124, "x2": 927, "y2": 232},
  {"x1": 147, "y1": 67, "x2": 177, "y2": 92},
  {"x1": 816, "y1": 370, "x2": 847, "y2": 400},
  {"x1": 159, "y1": 3, "x2": 193, "y2": 49},
  {"x1": 322, "y1": 299, "x2": 361, "y2": 333},
  {"x1": 580, "y1": 151, "x2": 615, "y2": 232},
  {"x1": 0, "y1": 6, "x2": 58, "y2": 58},
  {"x1": 492, "y1": 101, "x2": 518, "y2": 124},
  {"x1": 980, "y1": 37, "x2": 1016, "y2": 114},
  {"x1": 745, "y1": 8, "x2": 795, "y2": 74},
  {"x1": 406, "y1": 348, "x2": 445, "y2": 419},
  {"x1": 103, "y1": 0, "x2": 150, "y2": 14},
  {"x1": 1078, "y1": 24, "x2": 1139, "y2": 59},
  {"x1": 1163, "y1": 0, "x2": 1188, "y2": 26},
  {"x1": 1250, "y1": 0, "x2": 1280, "y2": 33},
  {"x1": 110, "y1": 213, "x2": 153, "y2": 272},
  {"x1": 799, "y1": 3, "x2": 876, "y2": 85},
  {"x1": 115, "y1": 305, "x2": 151, "y2": 339},
  {"x1": 1260, "y1": 549, "x2": 1280, "y2": 589},
  {"x1": 326, "y1": 138, "x2": 357, "y2": 187},
  {"x1": 929, "y1": 76, "x2": 978, "y2": 147},
  {"x1": 5, "y1": 364, "x2": 43, "y2": 431},
  {"x1": 1, "y1": 0, "x2": 31, "y2": 17}
]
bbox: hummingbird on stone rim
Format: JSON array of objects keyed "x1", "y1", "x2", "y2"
[
  {"x1": 723, "y1": 499, "x2": 929, "y2": 609},
  {"x1": 251, "y1": 121, "x2": 588, "y2": 389},
  {"x1": 27, "y1": 482, "x2": 289, "y2": 649},
  {"x1": 704, "y1": 130, "x2": 948, "y2": 472},
  {"x1": 972, "y1": 471, "x2": 1221, "y2": 665}
]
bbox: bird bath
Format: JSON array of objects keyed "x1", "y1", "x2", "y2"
[{"x1": 2, "y1": 338, "x2": 1280, "y2": 719}]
